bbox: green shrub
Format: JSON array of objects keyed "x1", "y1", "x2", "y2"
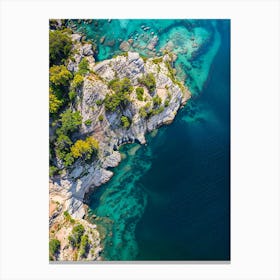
[
  {"x1": 144, "y1": 102, "x2": 152, "y2": 110},
  {"x1": 49, "y1": 239, "x2": 60, "y2": 257},
  {"x1": 49, "y1": 166, "x2": 59, "y2": 177},
  {"x1": 63, "y1": 153, "x2": 74, "y2": 167},
  {"x1": 156, "y1": 106, "x2": 164, "y2": 114},
  {"x1": 57, "y1": 110, "x2": 82, "y2": 136},
  {"x1": 121, "y1": 116, "x2": 130, "y2": 128},
  {"x1": 64, "y1": 211, "x2": 75, "y2": 224},
  {"x1": 98, "y1": 115, "x2": 104, "y2": 121},
  {"x1": 79, "y1": 234, "x2": 89, "y2": 258},
  {"x1": 49, "y1": 29, "x2": 72, "y2": 65},
  {"x1": 70, "y1": 137, "x2": 99, "y2": 160},
  {"x1": 50, "y1": 83, "x2": 65, "y2": 98},
  {"x1": 78, "y1": 58, "x2": 89, "y2": 75},
  {"x1": 84, "y1": 119, "x2": 92, "y2": 126},
  {"x1": 152, "y1": 95, "x2": 162, "y2": 106},
  {"x1": 72, "y1": 74, "x2": 84, "y2": 89},
  {"x1": 49, "y1": 90, "x2": 63, "y2": 114},
  {"x1": 164, "y1": 99, "x2": 170, "y2": 107},
  {"x1": 68, "y1": 224, "x2": 85, "y2": 248},
  {"x1": 50, "y1": 65, "x2": 72, "y2": 86},
  {"x1": 152, "y1": 57, "x2": 163, "y2": 64},
  {"x1": 104, "y1": 94, "x2": 121, "y2": 112},
  {"x1": 141, "y1": 56, "x2": 148, "y2": 62},
  {"x1": 95, "y1": 99, "x2": 103, "y2": 106},
  {"x1": 136, "y1": 87, "x2": 144, "y2": 101},
  {"x1": 139, "y1": 107, "x2": 147, "y2": 118},
  {"x1": 53, "y1": 110, "x2": 83, "y2": 166},
  {"x1": 138, "y1": 73, "x2": 156, "y2": 94},
  {"x1": 150, "y1": 106, "x2": 164, "y2": 116},
  {"x1": 104, "y1": 78, "x2": 133, "y2": 112},
  {"x1": 56, "y1": 134, "x2": 72, "y2": 153},
  {"x1": 54, "y1": 134, "x2": 72, "y2": 164},
  {"x1": 108, "y1": 78, "x2": 133, "y2": 95},
  {"x1": 68, "y1": 91, "x2": 77, "y2": 101},
  {"x1": 165, "y1": 61, "x2": 183, "y2": 90}
]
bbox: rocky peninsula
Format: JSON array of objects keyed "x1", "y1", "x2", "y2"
[{"x1": 49, "y1": 26, "x2": 191, "y2": 261}]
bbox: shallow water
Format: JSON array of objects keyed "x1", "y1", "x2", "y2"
[{"x1": 84, "y1": 19, "x2": 230, "y2": 260}]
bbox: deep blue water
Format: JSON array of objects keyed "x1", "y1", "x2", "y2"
[
  {"x1": 84, "y1": 19, "x2": 230, "y2": 260},
  {"x1": 135, "y1": 21, "x2": 230, "y2": 260}
]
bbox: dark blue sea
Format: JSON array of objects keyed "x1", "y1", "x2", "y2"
[{"x1": 83, "y1": 19, "x2": 230, "y2": 260}]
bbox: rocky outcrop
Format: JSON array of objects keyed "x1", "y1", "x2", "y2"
[
  {"x1": 67, "y1": 33, "x2": 95, "y2": 72},
  {"x1": 49, "y1": 194, "x2": 102, "y2": 261},
  {"x1": 146, "y1": 36, "x2": 158, "y2": 51},
  {"x1": 51, "y1": 50, "x2": 190, "y2": 217},
  {"x1": 50, "y1": 46, "x2": 191, "y2": 260},
  {"x1": 119, "y1": 40, "x2": 130, "y2": 51}
]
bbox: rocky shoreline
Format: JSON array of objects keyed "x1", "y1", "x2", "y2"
[{"x1": 49, "y1": 28, "x2": 191, "y2": 261}]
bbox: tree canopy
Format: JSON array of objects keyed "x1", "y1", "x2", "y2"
[
  {"x1": 138, "y1": 73, "x2": 156, "y2": 94},
  {"x1": 49, "y1": 238, "x2": 60, "y2": 258},
  {"x1": 68, "y1": 224, "x2": 85, "y2": 248},
  {"x1": 71, "y1": 137, "x2": 99, "y2": 160},
  {"x1": 136, "y1": 87, "x2": 144, "y2": 101},
  {"x1": 57, "y1": 109, "x2": 82, "y2": 136},
  {"x1": 50, "y1": 65, "x2": 72, "y2": 87},
  {"x1": 121, "y1": 116, "x2": 130, "y2": 128},
  {"x1": 49, "y1": 90, "x2": 63, "y2": 114},
  {"x1": 49, "y1": 29, "x2": 72, "y2": 65},
  {"x1": 71, "y1": 73, "x2": 84, "y2": 90},
  {"x1": 152, "y1": 95, "x2": 162, "y2": 106},
  {"x1": 104, "y1": 78, "x2": 133, "y2": 112},
  {"x1": 77, "y1": 58, "x2": 89, "y2": 75}
]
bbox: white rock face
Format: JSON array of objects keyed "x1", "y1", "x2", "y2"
[
  {"x1": 67, "y1": 35, "x2": 95, "y2": 72},
  {"x1": 50, "y1": 51, "x2": 191, "y2": 219}
]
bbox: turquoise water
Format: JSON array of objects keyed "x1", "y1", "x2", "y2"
[
  {"x1": 81, "y1": 19, "x2": 230, "y2": 260},
  {"x1": 74, "y1": 19, "x2": 221, "y2": 96}
]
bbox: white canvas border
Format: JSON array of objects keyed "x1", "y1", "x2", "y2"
[{"x1": 0, "y1": 0, "x2": 279, "y2": 279}]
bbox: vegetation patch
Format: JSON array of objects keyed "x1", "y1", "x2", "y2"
[
  {"x1": 49, "y1": 238, "x2": 60, "y2": 260},
  {"x1": 79, "y1": 234, "x2": 90, "y2": 258},
  {"x1": 71, "y1": 74, "x2": 84, "y2": 90},
  {"x1": 104, "y1": 78, "x2": 133, "y2": 112},
  {"x1": 121, "y1": 116, "x2": 130, "y2": 128},
  {"x1": 49, "y1": 90, "x2": 63, "y2": 114},
  {"x1": 138, "y1": 73, "x2": 156, "y2": 94},
  {"x1": 50, "y1": 65, "x2": 72, "y2": 87},
  {"x1": 63, "y1": 211, "x2": 75, "y2": 224},
  {"x1": 49, "y1": 166, "x2": 59, "y2": 177},
  {"x1": 152, "y1": 95, "x2": 162, "y2": 107},
  {"x1": 70, "y1": 137, "x2": 99, "y2": 160},
  {"x1": 84, "y1": 119, "x2": 92, "y2": 126},
  {"x1": 68, "y1": 224, "x2": 85, "y2": 248},
  {"x1": 136, "y1": 87, "x2": 144, "y2": 101},
  {"x1": 77, "y1": 58, "x2": 89, "y2": 75},
  {"x1": 165, "y1": 61, "x2": 186, "y2": 92},
  {"x1": 152, "y1": 57, "x2": 163, "y2": 64},
  {"x1": 49, "y1": 29, "x2": 72, "y2": 65},
  {"x1": 95, "y1": 99, "x2": 103, "y2": 106},
  {"x1": 164, "y1": 99, "x2": 170, "y2": 107}
]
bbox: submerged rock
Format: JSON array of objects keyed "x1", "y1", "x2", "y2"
[
  {"x1": 119, "y1": 40, "x2": 130, "y2": 51},
  {"x1": 100, "y1": 36, "x2": 106, "y2": 44},
  {"x1": 146, "y1": 36, "x2": 158, "y2": 51},
  {"x1": 105, "y1": 39, "x2": 115, "y2": 47}
]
